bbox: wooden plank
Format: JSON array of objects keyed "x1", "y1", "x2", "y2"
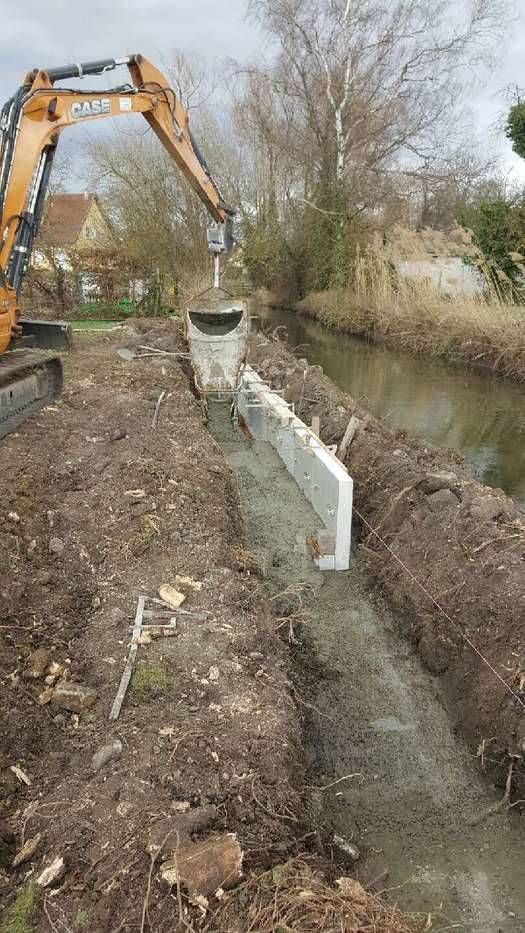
[{"x1": 109, "y1": 595, "x2": 145, "y2": 721}]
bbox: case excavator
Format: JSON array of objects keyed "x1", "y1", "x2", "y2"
[{"x1": 0, "y1": 54, "x2": 234, "y2": 438}]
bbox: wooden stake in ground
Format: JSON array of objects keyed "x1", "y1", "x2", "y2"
[
  {"x1": 151, "y1": 390, "x2": 167, "y2": 430},
  {"x1": 109, "y1": 595, "x2": 145, "y2": 721},
  {"x1": 338, "y1": 415, "x2": 361, "y2": 461}
]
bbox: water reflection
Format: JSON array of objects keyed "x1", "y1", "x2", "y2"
[{"x1": 257, "y1": 305, "x2": 525, "y2": 508}]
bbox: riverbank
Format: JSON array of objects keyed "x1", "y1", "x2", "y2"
[
  {"x1": 256, "y1": 301, "x2": 525, "y2": 507},
  {"x1": 294, "y1": 286, "x2": 525, "y2": 382},
  {"x1": 0, "y1": 325, "x2": 416, "y2": 932},
  {"x1": 250, "y1": 333, "x2": 525, "y2": 801}
]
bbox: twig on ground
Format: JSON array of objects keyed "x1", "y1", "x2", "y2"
[
  {"x1": 281, "y1": 678, "x2": 335, "y2": 723},
  {"x1": 471, "y1": 533, "x2": 525, "y2": 555},
  {"x1": 151, "y1": 390, "x2": 167, "y2": 430},
  {"x1": 251, "y1": 776, "x2": 299, "y2": 824},
  {"x1": 171, "y1": 829, "x2": 195, "y2": 933},
  {"x1": 476, "y1": 736, "x2": 496, "y2": 771},
  {"x1": 468, "y1": 758, "x2": 515, "y2": 825},
  {"x1": 139, "y1": 345, "x2": 189, "y2": 357},
  {"x1": 167, "y1": 730, "x2": 201, "y2": 763},
  {"x1": 308, "y1": 773, "x2": 364, "y2": 791},
  {"x1": 141, "y1": 832, "x2": 173, "y2": 933}
]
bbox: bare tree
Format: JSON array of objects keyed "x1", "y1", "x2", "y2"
[
  {"x1": 235, "y1": 0, "x2": 511, "y2": 292},
  {"x1": 248, "y1": 0, "x2": 509, "y2": 195}
]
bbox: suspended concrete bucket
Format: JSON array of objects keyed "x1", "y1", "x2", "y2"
[{"x1": 186, "y1": 299, "x2": 248, "y2": 398}]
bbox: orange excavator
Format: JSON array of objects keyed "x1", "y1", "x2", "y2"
[{"x1": 0, "y1": 54, "x2": 235, "y2": 437}]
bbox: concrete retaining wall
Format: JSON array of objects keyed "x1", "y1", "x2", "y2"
[{"x1": 238, "y1": 366, "x2": 353, "y2": 570}]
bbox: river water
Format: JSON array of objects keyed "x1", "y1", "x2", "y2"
[{"x1": 256, "y1": 305, "x2": 525, "y2": 508}]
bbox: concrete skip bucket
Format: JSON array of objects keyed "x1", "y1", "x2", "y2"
[{"x1": 185, "y1": 299, "x2": 248, "y2": 399}]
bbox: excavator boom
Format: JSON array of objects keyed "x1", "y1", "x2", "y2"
[{"x1": 0, "y1": 54, "x2": 235, "y2": 437}]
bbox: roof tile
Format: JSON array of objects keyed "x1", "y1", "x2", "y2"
[{"x1": 37, "y1": 193, "x2": 98, "y2": 247}]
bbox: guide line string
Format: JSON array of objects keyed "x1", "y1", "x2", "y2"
[{"x1": 353, "y1": 506, "x2": 525, "y2": 712}]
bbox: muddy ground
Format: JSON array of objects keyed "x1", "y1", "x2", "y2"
[
  {"x1": 0, "y1": 326, "x2": 416, "y2": 933},
  {"x1": 250, "y1": 333, "x2": 525, "y2": 803},
  {"x1": 212, "y1": 404, "x2": 525, "y2": 932}
]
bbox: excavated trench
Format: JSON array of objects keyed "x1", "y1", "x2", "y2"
[{"x1": 210, "y1": 404, "x2": 525, "y2": 932}]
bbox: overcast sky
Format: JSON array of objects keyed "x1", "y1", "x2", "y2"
[
  {"x1": 0, "y1": 0, "x2": 524, "y2": 181},
  {"x1": 0, "y1": 0, "x2": 262, "y2": 102}
]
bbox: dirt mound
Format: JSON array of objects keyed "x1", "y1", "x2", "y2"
[
  {"x1": 0, "y1": 327, "x2": 301, "y2": 930},
  {"x1": 0, "y1": 325, "x2": 417, "y2": 932},
  {"x1": 250, "y1": 334, "x2": 525, "y2": 800}
]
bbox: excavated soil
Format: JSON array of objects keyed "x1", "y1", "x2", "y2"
[
  {"x1": 0, "y1": 324, "x2": 420, "y2": 933},
  {"x1": 250, "y1": 333, "x2": 525, "y2": 802},
  {"x1": 0, "y1": 325, "x2": 305, "y2": 931}
]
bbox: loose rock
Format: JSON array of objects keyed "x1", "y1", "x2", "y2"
[
  {"x1": 51, "y1": 681, "x2": 98, "y2": 714},
  {"x1": 10, "y1": 765, "x2": 31, "y2": 786},
  {"x1": 28, "y1": 647, "x2": 49, "y2": 679},
  {"x1": 91, "y1": 738, "x2": 123, "y2": 773},
  {"x1": 37, "y1": 855, "x2": 66, "y2": 887},
  {"x1": 419, "y1": 471, "x2": 459, "y2": 495},
  {"x1": 175, "y1": 574, "x2": 203, "y2": 591},
  {"x1": 49, "y1": 537, "x2": 65, "y2": 555},
  {"x1": 160, "y1": 832, "x2": 243, "y2": 901},
  {"x1": 333, "y1": 834, "x2": 361, "y2": 861},
  {"x1": 426, "y1": 488, "x2": 459, "y2": 512},
  {"x1": 38, "y1": 687, "x2": 55, "y2": 706},
  {"x1": 470, "y1": 495, "x2": 507, "y2": 523},
  {"x1": 13, "y1": 832, "x2": 41, "y2": 867},
  {"x1": 159, "y1": 584, "x2": 186, "y2": 610}
]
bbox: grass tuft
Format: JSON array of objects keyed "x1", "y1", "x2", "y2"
[
  {"x1": 131, "y1": 665, "x2": 168, "y2": 698},
  {"x1": 1, "y1": 883, "x2": 36, "y2": 933}
]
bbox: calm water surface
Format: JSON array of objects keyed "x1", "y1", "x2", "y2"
[{"x1": 256, "y1": 305, "x2": 525, "y2": 508}]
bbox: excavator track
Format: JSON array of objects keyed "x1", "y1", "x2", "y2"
[{"x1": 0, "y1": 350, "x2": 63, "y2": 439}]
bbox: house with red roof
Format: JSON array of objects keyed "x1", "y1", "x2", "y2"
[{"x1": 33, "y1": 192, "x2": 116, "y2": 267}]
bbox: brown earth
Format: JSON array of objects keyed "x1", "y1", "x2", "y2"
[
  {"x1": 250, "y1": 332, "x2": 525, "y2": 800},
  {"x1": 0, "y1": 325, "x2": 417, "y2": 932}
]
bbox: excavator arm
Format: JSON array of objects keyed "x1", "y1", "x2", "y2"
[{"x1": 0, "y1": 54, "x2": 235, "y2": 354}]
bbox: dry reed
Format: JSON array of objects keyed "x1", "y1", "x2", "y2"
[{"x1": 297, "y1": 234, "x2": 525, "y2": 382}]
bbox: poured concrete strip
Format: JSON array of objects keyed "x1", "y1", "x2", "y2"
[{"x1": 238, "y1": 366, "x2": 353, "y2": 570}]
